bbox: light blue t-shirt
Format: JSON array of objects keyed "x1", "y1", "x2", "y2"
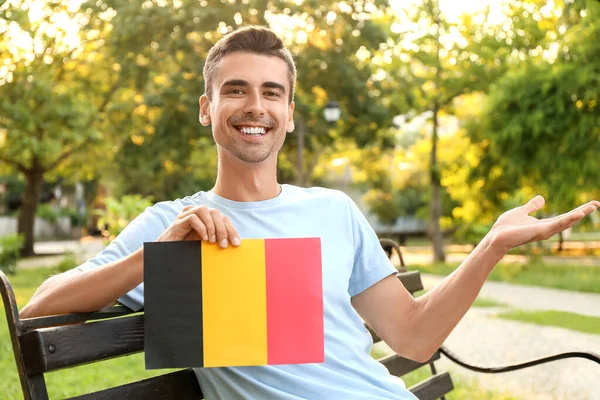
[{"x1": 78, "y1": 185, "x2": 417, "y2": 400}]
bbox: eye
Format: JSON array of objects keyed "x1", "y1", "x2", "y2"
[
  {"x1": 265, "y1": 91, "x2": 281, "y2": 98},
  {"x1": 226, "y1": 89, "x2": 244, "y2": 95}
]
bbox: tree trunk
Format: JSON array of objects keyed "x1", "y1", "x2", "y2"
[
  {"x1": 558, "y1": 230, "x2": 564, "y2": 253},
  {"x1": 430, "y1": 104, "x2": 446, "y2": 262},
  {"x1": 18, "y1": 165, "x2": 44, "y2": 257},
  {"x1": 295, "y1": 116, "x2": 306, "y2": 187}
]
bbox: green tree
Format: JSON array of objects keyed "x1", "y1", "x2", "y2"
[
  {"x1": 105, "y1": 0, "x2": 399, "y2": 192},
  {"x1": 0, "y1": 0, "x2": 121, "y2": 255},
  {"x1": 375, "y1": 0, "x2": 560, "y2": 260},
  {"x1": 470, "y1": 0, "x2": 600, "y2": 227}
]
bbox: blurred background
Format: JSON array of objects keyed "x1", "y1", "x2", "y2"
[{"x1": 1, "y1": 0, "x2": 600, "y2": 399}]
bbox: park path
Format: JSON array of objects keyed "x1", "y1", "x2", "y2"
[
  {"x1": 377, "y1": 274, "x2": 600, "y2": 399},
  {"x1": 17, "y1": 237, "x2": 106, "y2": 269}
]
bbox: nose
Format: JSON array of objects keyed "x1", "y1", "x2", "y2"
[{"x1": 242, "y1": 90, "x2": 266, "y2": 116}]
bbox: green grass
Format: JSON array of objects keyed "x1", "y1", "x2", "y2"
[
  {"x1": 3, "y1": 266, "x2": 522, "y2": 399},
  {"x1": 496, "y1": 310, "x2": 600, "y2": 335},
  {"x1": 402, "y1": 366, "x2": 520, "y2": 399},
  {"x1": 473, "y1": 297, "x2": 507, "y2": 308},
  {"x1": 412, "y1": 262, "x2": 600, "y2": 294},
  {"x1": 0, "y1": 267, "x2": 175, "y2": 399},
  {"x1": 368, "y1": 348, "x2": 520, "y2": 399}
]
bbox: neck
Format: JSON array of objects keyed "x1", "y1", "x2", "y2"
[{"x1": 212, "y1": 151, "x2": 280, "y2": 202}]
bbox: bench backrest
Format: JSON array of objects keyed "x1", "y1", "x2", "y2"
[{"x1": 1, "y1": 239, "x2": 452, "y2": 400}]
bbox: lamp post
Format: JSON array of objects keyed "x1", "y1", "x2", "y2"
[
  {"x1": 323, "y1": 101, "x2": 341, "y2": 124},
  {"x1": 295, "y1": 101, "x2": 341, "y2": 186}
]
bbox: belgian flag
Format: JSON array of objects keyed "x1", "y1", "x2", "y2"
[{"x1": 144, "y1": 238, "x2": 324, "y2": 368}]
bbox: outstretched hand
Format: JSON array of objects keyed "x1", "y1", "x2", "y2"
[{"x1": 490, "y1": 196, "x2": 600, "y2": 253}]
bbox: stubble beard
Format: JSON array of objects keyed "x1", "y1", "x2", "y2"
[{"x1": 227, "y1": 141, "x2": 274, "y2": 164}]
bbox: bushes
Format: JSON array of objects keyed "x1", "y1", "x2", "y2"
[
  {"x1": 95, "y1": 195, "x2": 153, "y2": 238},
  {"x1": 0, "y1": 234, "x2": 24, "y2": 274},
  {"x1": 36, "y1": 204, "x2": 59, "y2": 224}
]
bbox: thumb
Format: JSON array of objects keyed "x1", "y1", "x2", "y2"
[{"x1": 522, "y1": 195, "x2": 545, "y2": 214}]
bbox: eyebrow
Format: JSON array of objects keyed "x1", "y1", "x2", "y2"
[{"x1": 221, "y1": 79, "x2": 286, "y2": 94}]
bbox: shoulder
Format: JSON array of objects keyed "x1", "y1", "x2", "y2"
[
  {"x1": 146, "y1": 192, "x2": 211, "y2": 225},
  {"x1": 283, "y1": 185, "x2": 352, "y2": 206}
]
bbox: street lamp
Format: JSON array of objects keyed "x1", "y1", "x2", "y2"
[
  {"x1": 296, "y1": 100, "x2": 342, "y2": 187},
  {"x1": 323, "y1": 101, "x2": 341, "y2": 124}
]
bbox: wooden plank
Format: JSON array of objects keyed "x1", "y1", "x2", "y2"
[
  {"x1": 20, "y1": 315, "x2": 144, "y2": 374},
  {"x1": 409, "y1": 372, "x2": 454, "y2": 400},
  {"x1": 20, "y1": 306, "x2": 137, "y2": 331},
  {"x1": 1, "y1": 270, "x2": 51, "y2": 400},
  {"x1": 379, "y1": 351, "x2": 441, "y2": 377},
  {"x1": 397, "y1": 271, "x2": 423, "y2": 294},
  {"x1": 67, "y1": 369, "x2": 203, "y2": 400}
]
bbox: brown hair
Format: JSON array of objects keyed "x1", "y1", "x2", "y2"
[{"x1": 203, "y1": 26, "x2": 296, "y2": 103}]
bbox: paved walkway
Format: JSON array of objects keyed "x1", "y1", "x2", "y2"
[
  {"x1": 17, "y1": 238, "x2": 105, "y2": 269},
  {"x1": 376, "y1": 274, "x2": 600, "y2": 399}
]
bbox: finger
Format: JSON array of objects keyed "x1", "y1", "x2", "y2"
[
  {"x1": 181, "y1": 214, "x2": 208, "y2": 241},
  {"x1": 195, "y1": 207, "x2": 216, "y2": 243},
  {"x1": 176, "y1": 205, "x2": 195, "y2": 219},
  {"x1": 521, "y1": 195, "x2": 545, "y2": 215},
  {"x1": 222, "y1": 215, "x2": 241, "y2": 246},
  {"x1": 210, "y1": 209, "x2": 229, "y2": 248},
  {"x1": 547, "y1": 202, "x2": 599, "y2": 222},
  {"x1": 543, "y1": 208, "x2": 591, "y2": 239}
]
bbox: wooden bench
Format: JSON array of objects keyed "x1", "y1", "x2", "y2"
[{"x1": 3, "y1": 238, "x2": 598, "y2": 399}]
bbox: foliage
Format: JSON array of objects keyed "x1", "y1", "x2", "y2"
[
  {"x1": 95, "y1": 194, "x2": 153, "y2": 238},
  {"x1": 53, "y1": 252, "x2": 79, "y2": 273},
  {"x1": 59, "y1": 207, "x2": 86, "y2": 227},
  {"x1": 35, "y1": 203, "x2": 58, "y2": 224},
  {"x1": 0, "y1": 233, "x2": 24, "y2": 274},
  {"x1": 468, "y1": 0, "x2": 600, "y2": 214}
]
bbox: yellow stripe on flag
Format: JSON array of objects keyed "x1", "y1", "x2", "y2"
[{"x1": 201, "y1": 239, "x2": 268, "y2": 367}]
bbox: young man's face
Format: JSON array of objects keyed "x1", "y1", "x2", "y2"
[{"x1": 199, "y1": 52, "x2": 295, "y2": 164}]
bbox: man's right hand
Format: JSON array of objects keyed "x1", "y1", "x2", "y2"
[{"x1": 157, "y1": 205, "x2": 241, "y2": 248}]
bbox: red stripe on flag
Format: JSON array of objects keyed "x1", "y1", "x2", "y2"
[{"x1": 265, "y1": 238, "x2": 324, "y2": 365}]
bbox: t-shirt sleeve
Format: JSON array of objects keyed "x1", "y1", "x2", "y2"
[
  {"x1": 346, "y1": 196, "x2": 398, "y2": 297},
  {"x1": 77, "y1": 206, "x2": 167, "y2": 311}
]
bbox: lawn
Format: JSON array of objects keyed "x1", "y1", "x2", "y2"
[
  {"x1": 370, "y1": 348, "x2": 519, "y2": 399},
  {"x1": 496, "y1": 310, "x2": 600, "y2": 336},
  {"x1": 2, "y1": 266, "x2": 523, "y2": 399},
  {"x1": 412, "y1": 261, "x2": 600, "y2": 294},
  {"x1": 0, "y1": 267, "x2": 172, "y2": 399}
]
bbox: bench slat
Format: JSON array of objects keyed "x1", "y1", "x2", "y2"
[
  {"x1": 380, "y1": 351, "x2": 441, "y2": 377},
  {"x1": 20, "y1": 315, "x2": 144, "y2": 374},
  {"x1": 408, "y1": 372, "x2": 454, "y2": 400},
  {"x1": 20, "y1": 306, "x2": 136, "y2": 331},
  {"x1": 397, "y1": 271, "x2": 424, "y2": 294},
  {"x1": 67, "y1": 369, "x2": 203, "y2": 400}
]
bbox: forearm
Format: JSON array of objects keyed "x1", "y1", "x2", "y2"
[
  {"x1": 19, "y1": 248, "x2": 144, "y2": 319},
  {"x1": 407, "y1": 234, "x2": 505, "y2": 357}
]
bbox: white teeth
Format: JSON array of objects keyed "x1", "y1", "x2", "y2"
[{"x1": 239, "y1": 126, "x2": 267, "y2": 135}]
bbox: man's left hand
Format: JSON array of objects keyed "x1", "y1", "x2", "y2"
[{"x1": 489, "y1": 196, "x2": 600, "y2": 253}]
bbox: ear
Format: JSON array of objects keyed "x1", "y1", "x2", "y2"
[
  {"x1": 199, "y1": 95, "x2": 211, "y2": 126},
  {"x1": 286, "y1": 101, "x2": 295, "y2": 132}
]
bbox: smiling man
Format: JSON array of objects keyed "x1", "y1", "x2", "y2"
[{"x1": 20, "y1": 26, "x2": 599, "y2": 400}]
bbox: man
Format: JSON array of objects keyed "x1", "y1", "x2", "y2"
[{"x1": 20, "y1": 26, "x2": 599, "y2": 399}]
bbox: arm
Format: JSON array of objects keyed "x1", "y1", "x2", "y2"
[
  {"x1": 19, "y1": 249, "x2": 144, "y2": 318},
  {"x1": 19, "y1": 204, "x2": 241, "y2": 319},
  {"x1": 352, "y1": 196, "x2": 599, "y2": 362}
]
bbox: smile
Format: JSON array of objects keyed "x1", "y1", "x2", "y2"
[{"x1": 235, "y1": 125, "x2": 271, "y2": 136}]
